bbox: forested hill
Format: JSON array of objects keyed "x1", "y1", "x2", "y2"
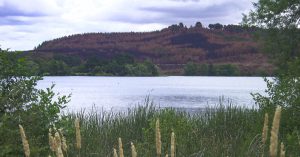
[{"x1": 31, "y1": 23, "x2": 274, "y2": 76}]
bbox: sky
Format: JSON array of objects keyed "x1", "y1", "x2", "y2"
[{"x1": 0, "y1": 0, "x2": 255, "y2": 50}]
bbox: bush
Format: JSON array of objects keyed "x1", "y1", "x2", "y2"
[
  {"x1": 252, "y1": 59, "x2": 300, "y2": 154},
  {"x1": 244, "y1": 0, "x2": 300, "y2": 154},
  {"x1": 184, "y1": 62, "x2": 240, "y2": 76},
  {"x1": 184, "y1": 62, "x2": 199, "y2": 76},
  {"x1": 0, "y1": 50, "x2": 70, "y2": 156}
]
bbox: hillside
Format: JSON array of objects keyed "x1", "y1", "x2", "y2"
[{"x1": 32, "y1": 23, "x2": 274, "y2": 75}]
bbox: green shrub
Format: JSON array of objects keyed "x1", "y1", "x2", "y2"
[{"x1": 0, "y1": 50, "x2": 70, "y2": 156}]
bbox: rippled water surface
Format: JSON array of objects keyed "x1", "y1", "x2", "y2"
[{"x1": 37, "y1": 76, "x2": 267, "y2": 112}]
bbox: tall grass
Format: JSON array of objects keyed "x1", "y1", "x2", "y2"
[{"x1": 61, "y1": 100, "x2": 265, "y2": 157}]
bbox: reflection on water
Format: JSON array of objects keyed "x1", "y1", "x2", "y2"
[{"x1": 37, "y1": 76, "x2": 267, "y2": 112}]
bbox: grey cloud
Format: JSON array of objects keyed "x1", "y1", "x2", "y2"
[
  {"x1": 109, "y1": 14, "x2": 174, "y2": 25},
  {"x1": 109, "y1": 2, "x2": 244, "y2": 25},
  {"x1": 0, "y1": 2, "x2": 45, "y2": 17},
  {"x1": 0, "y1": 0, "x2": 254, "y2": 50},
  {"x1": 0, "y1": 17, "x2": 33, "y2": 25},
  {"x1": 141, "y1": 3, "x2": 242, "y2": 19}
]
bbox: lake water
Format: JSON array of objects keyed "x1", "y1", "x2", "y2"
[{"x1": 37, "y1": 76, "x2": 267, "y2": 112}]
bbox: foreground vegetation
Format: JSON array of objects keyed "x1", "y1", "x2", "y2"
[
  {"x1": 0, "y1": 49, "x2": 299, "y2": 156},
  {"x1": 16, "y1": 103, "x2": 300, "y2": 157},
  {"x1": 66, "y1": 104, "x2": 264, "y2": 157}
]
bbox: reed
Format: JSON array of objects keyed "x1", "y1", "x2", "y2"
[
  {"x1": 113, "y1": 148, "x2": 118, "y2": 157},
  {"x1": 262, "y1": 113, "x2": 269, "y2": 145},
  {"x1": 75, "y1": 118, "x2": 81, "y2": 150},
  {"x1": 261, "y1": 113, "x2": 269, "y2": 157},
  {"x1": 171, "y1": 132, "x2": 175, "y2": 157},
  {"x1": 55, "y1": 132, "x2": 64, "y2": 157},
  {"x1": 280, "y1": 142, "x2": 285, "y2": 157},
  {"x1": 131, "y1": 142, "x2": 137, "y2": 157},
  {"x1": 65, "y1": 104, "x2": 271, "y2": 156},
  {"x1": 118, "y1": 138, "x2": 124, "y2": 157},
  {"x1": 10, "y1": 101, "x2": 300, "y2": 156},
  {"x1": 59, "y1": 129, "x2": 68, "y2": 153},
  {"x1": 19, "y1": 125, "x2": 30, "y2": 157},
  {"x1": 49, "y1": 128, "x2": 56, "y2": 152},
  {"x1": 156, "y1": 119, "x2": 161, "y2": 157},
  {"x1": 61, "y1": 136, "x2": 68, "y2": 153},
  {"x1": 269, "y1": 106, "x2": 282, "y2": 157}
]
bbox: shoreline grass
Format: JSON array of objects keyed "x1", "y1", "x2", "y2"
[
  {"x1": 12, "y1": 100, "x2": 299, "y2": 156},
  {"x1": 60, "y1": 101, "x2": 265, "y2": 157}
]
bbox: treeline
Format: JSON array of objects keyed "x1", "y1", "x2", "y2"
[
  {"x1": 184, "y1": 62, "x2": 240, "y2": 76},
  {"x1": 30, "y1": 53, "x2": 269, "y2": 76},
  {"x1": 33, "y1": 53, "x2": 159, "y2": 76},
  {"x1": 165, "y1": 22, "x2": 259, "y2": 33},
  {"x1": 36, "y1": 22, "x2": 256, "y2": 50},
  {"x1": 34, "y1": 21, "x2": 262, "y2": 68},
  {"x1": 31, "y1": 21, "x2": 273, "y2": 76}
]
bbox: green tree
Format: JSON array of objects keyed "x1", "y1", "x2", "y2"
[
  {"x1": 125, "y1": 61, "x2": 159, "y2": 76},
  {"x1": 198, "y1": 64, "x2": 209, "y2": 75},
  {"x1": 216, "y1": 64, "x2": 239, "y2": 76},
  {"x1": 47, "y1": 59, "x2": 71, "y2": 75},
  {"x1": 143, "y1": 60, "x2": 159, "y2": 76},
  {"x1": 125, "y1": 64, "x2": 148, "y2": 76},
  {"x1": 104, "y1": 60, "x2": 127, "y2": 76},
  {"x1": 208, "y1": 23, "x2": 223, "y2": 30},
  {"x1": 244, "y1": 0, "x2": 300, "y2": 155},
  {"x1": 208, "y1": 64, "x2": 216, "y2": 76},
  {"x1": 184, "y1": 62, "x2": 198, "y2": 76},
  {"x1": 85, "y1": 56, "x2": 106, "y2": 73},
  {"x1": 53, "y1": 54, "x2": 81, "y2": 67},
  {"x1": 0, "y1": 50, "x2": 70, "y2": 156}
]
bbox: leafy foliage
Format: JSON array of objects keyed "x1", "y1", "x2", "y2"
[
  {"x1": 184, "y1": 62, "x2": 240, "y2": 76},
  {"x1": 245, "y1": 0, "x2": 300, "y2": 154},
  {"x1": 34, "y1": 53, "x2": 159, "y2": 76},
  {"x1": 0, "y1": 50, "x2": 70, "y2": 156}
]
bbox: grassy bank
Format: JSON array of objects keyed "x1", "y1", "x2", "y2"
[{"x1": 56, "y1": 102, "x2": 267, "y2": 157}]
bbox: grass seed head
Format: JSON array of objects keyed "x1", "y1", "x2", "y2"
[
  {"x1": 49, "y1": 129, "x2": 56, "y2": 152},
  {"x1": 131, "y1": 142, "x2": 137, "y2": 157},
  {"x1": 171, "y1": 132, "x2": 175, "y2": 157},
  {"x1": 55, "y1": 132, "x2": 64, "y2": 157},
  {"x1": 75, "y1": 118, "x2": 81, "y2": 150},
  {"x1": 113, "y1": 148, "x2": 118, "y2": 157},
  {"x1": 156, "y1": 119, "x2": 161, "y2": 156},
  {"x1": 19, "y1": 125, "x2": 30, "y2": 157},
  {"x1": 61, "y1": 134, "x2": 68, "y2": 152},
  {"x1": 262, "y1": 113, "x2": 269, "y2": 145},
  {"x1": 118, "y1": 138, "x2": 124, "y2": 157},
  {"x1": 58, "y1": 129, "x2": 68, "y2": 152},
  {"x1": 269, "y1": 106, "x2": 282, "y2": 157},
  {"x1": 280, "y1": 142, "x2": 285, "y2": 157}
]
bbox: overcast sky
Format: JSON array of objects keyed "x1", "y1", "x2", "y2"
[{"x1": 0, "y1": 0, "x2": 255, "y2": 50}]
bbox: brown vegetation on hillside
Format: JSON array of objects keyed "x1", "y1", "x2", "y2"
[{"x1": 33, "y1": 23, "x2": 273, "y2": 75}]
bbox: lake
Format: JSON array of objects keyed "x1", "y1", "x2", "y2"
[{"x1": 37, "y1": 76, "x2": 267, "y2": 112}]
